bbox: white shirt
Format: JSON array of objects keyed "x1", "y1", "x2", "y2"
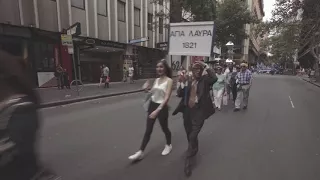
[
  {"x1": 128, "y1": 67, "x2": 134, "y2": 77},
  {"x1": 151, "y1": 78, "x2": 168, "y2": 104},
  {"x1": 103, "y1": 67, "x2": 109, "y2": 76},
  {"x1": 224, "y1": 68, "x2": 230, "y2": 75}
]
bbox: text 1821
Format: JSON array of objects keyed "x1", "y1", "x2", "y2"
[{"x1": 182, "y1": 42, "x2": 197, "y2": 48}]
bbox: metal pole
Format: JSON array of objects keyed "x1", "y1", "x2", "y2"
[{"x1": 71, "y1": 47, "x2": 79, "y2": 96}]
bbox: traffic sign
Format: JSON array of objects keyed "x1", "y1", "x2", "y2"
[
  {"x1": 66, "y1": 22, "x2": 81, "y2": 36},
  {"x1": 61, "y1": 34, "x2": 73, "y2": 47}
]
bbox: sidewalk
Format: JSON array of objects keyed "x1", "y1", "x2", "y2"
[
  {"x1": 37, "y1": 79, "x2": 147, "y2": 108},
  {"x1": 300, "y1": 75, "x2": 320, "y2": 88}
]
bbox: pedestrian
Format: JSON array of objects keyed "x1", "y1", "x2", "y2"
[
  {"x1": 98, "y1": 65, "x2": 104, "y2": 87},
  {"x1": 234, "y1": 63, "x2": 253, "y2": 112},
  {"x1": 123, "y1": 67, "x2": 128, "y2": 82},
  {"x1": 102, "y1": 65, "x2": 110, "y2": 88},
  {"x1": 128, "y1": 59, "x2": 173, "y2": 161},
  {"x1": 230, "y1": 65, "x2": 240, "y2": 102},
  {"x1": 128, "y1": 65, "x2": 134, "y2": 84},
  {"x1": 172, "y1": 61, "x2": 217, "y2": 177},
  {"x1": 0, "y1": 50, "x2": 60, "y2": 180},
  {"x1": 62, "y1": 69, "x2": 70, "y2": 89},
  {"x1": 212, "y1": 66, "x2": 227, "y2": 111},
  {"x1": 55, "y1": 64, "x2": 63, "y2": 89}
]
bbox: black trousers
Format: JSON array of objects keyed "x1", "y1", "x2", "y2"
[
  {"x1": 183, "y1": 107, "x2": 205, "y2": 159},
  {"x1": 232, "y1": 84, "x2": 237, "y2": 102},
  {"x1": 140, "y1": 101, "x2": 172, "y2": 151}
]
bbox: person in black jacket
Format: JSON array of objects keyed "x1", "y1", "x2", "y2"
[
  {"x1": 173, "y1": 61, "x2": 217, "y2": 177},
  {"x1": 0, "y1": 50, "x2": 60, "y2": 180}
]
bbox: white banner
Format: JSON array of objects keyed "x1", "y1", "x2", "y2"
[{"x1": 169, "y1": 21, "x2": 214, "y2": 57}]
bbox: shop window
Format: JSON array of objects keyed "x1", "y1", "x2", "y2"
[
  {"x1": 159, "y1": 17, "x2": 163, "y2": 34},
  {"x1": 98, "y1": 0, "x2": 107, "y2": 16},
  {"x1": 34, "y1": 43, "x2": 56, "y2": 71},
  {"x1": 72, "y1": 0, "x2": 85, "y2": 10},
  {"x1": 148, "y1": 13, "x2": 153, "y2": 30},
  {"x1": 134, "y1": 7, "x2": 141, "y2": 26},
  {"x1": 118, "y1": 0, "x2": 126, "y2": 22}
]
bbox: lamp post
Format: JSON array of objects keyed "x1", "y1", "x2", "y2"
[{"x1": 226, "y1": 41, "x2": 234, "y2": 64}]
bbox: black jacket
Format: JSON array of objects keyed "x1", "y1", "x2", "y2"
[
  {"x1": 0, "y1": 96, "x2": 39, "y2": 180},
  {"x1": 173, "y1": 68, "x2": 217, "y2": 120}
]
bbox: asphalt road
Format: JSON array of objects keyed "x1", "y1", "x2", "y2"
[{"x1": 38, "y1": 74, "x2": 320, "y2": 180}]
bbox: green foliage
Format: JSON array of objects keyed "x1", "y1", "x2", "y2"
[
  {"x1": 215, "y1": 0, "x2": 258, "y2": 46},
  {"x1": 151, "y1": 0, "x2": 258, "y2": 46},
  {"x1": 256, "y1": 0, "x2": 303, "y2": 64}
]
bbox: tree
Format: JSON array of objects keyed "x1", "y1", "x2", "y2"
[
  {"x1": 151, "y1": 0, "x2": 257, "y2": 46},
  {"x1": 258, "y1": 0, "x2": 320, "y2": 77}
]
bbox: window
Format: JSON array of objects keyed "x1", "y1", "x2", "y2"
[
  {"x1": 159, "y1": 0, "x2": 164, "y2": 5},
  {"x1": 98, "y1": 0, "x2": 107, "y2": 16},
  {"x1": 134, "y1": 8, "x2": 140, "y2": 26},
  {"x1": 34, "y1": 43, "x2": 56, "y2": 71},
  {"x1": 148, "y1": 13, "x2": 153, "y2": 30},
  {"x1": 71, "y1": 0, "x2": 85, "y2": 9},
  {"x1": 117, "y1": 0, "x2": 126, "y2": 22},
  {"x1": 159, "y1": 17, "x2": 163, "y2": 34}
]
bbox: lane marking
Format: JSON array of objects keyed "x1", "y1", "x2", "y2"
[{"x1": 289, "y1": 96, "x2": 295, "y2": 108}]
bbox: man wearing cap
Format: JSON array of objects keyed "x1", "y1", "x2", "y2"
[
  {"x1": 173, "y1": 61, "x2": 217, "y2": 177},
  {"x1": 234, "y1": 63, "x2": 252, "y2": 111}
]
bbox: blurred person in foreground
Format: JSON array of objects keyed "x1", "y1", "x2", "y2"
[
  {"x1": 0, "y1": 50, "x2": 60, "y2": 180},
  {"x1": 173, "y1": 61, "x2": 217, "y2": 177}
]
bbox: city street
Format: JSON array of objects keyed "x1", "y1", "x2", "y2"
[{"x1": 38, "y1": 75, "x2": 320, "y2": 180}]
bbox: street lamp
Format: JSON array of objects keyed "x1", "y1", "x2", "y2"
[{"x1": 226, "y1": 41, "x2": 234, "y2": 64}]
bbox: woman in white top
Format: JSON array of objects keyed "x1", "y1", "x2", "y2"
[{"x1": 129, "y1": 59, "x2": 174, "y2": 161}]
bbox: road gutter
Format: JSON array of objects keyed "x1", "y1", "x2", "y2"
[
  {"x1": 301, "y1": 78, "x2": 320, "y2": 88},
  {"x1": 39, "y1": 89, "x2": 144, "y2": 109}
]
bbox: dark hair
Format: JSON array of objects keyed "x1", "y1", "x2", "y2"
[
  {"x1": 0, "y1": 50, "x2": 39, "y2": 104},
  {"x1": 157, "y1": 59, "x2": 172, "y2": 78}
]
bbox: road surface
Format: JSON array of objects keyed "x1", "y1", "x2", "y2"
[{"x1": 38, "y1": 75, "x2": 320, "y2": 180}]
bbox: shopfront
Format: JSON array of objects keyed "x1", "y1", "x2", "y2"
[
  {"x1": 0, "y1": 23, "x2": 62, "y2": 88},
  {"x1": 73, "y1": 37, "x2": 127, "y2": 83},
  {"x1": 30, "y1": 29, "x2": 61, "y2": 87}
]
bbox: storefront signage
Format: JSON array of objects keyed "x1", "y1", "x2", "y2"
[
  {"x1": 156, "y1": 42, "x2": 168, "y2": 49},
  {"x1": 85, "y1": 39, "x2": 95, "y2": 45},
  {"x1": 99, "y1": 40, "x2": 126, "y2": 49},
  {"x1": 61, "y1": 34, "x2": 73, "y2": 47},
  {"x1": 169, "y1": 21, "x2": 214, "y2": 57},
  {"x1": 129, "y1": 37, "x2": 149, "y2": 44}
]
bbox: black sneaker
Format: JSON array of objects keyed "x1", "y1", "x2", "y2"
[
  {"x1": 234, "y1": 108, "x2": 240, "y2": 112},
  {"x1": 33, "y1": 169, "x2": 61, "y2": 180}
]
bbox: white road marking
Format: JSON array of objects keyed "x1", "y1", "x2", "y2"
[{"x1": 289, "y1": 96, "x2": 295, "y2": 108}]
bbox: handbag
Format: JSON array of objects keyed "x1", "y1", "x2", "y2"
[
  {"x1": 143, "y1": 92, "x2": 152, "y2": 112},
  {"x1": 222, "y1": 94, "x2": 228, "y2": 106}
]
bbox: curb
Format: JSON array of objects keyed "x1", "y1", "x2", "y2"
[
  {"x1": 301, "y1": 78, "x2": 320, "y2": 88},
  {"x1": 39, "y1": 89, "x2": 144, "y2": 108}
]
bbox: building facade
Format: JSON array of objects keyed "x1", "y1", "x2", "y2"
[
  {"x1": 0, "y1": 0, "x2": 169, "y2": 87},
  {"x1": 245, "y1": 0, "x2": 265, "y2": 65}
]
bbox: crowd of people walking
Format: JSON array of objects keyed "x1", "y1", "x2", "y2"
[{"x1": 128, "y1": 59, "x2": 253, "y2": 177}]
